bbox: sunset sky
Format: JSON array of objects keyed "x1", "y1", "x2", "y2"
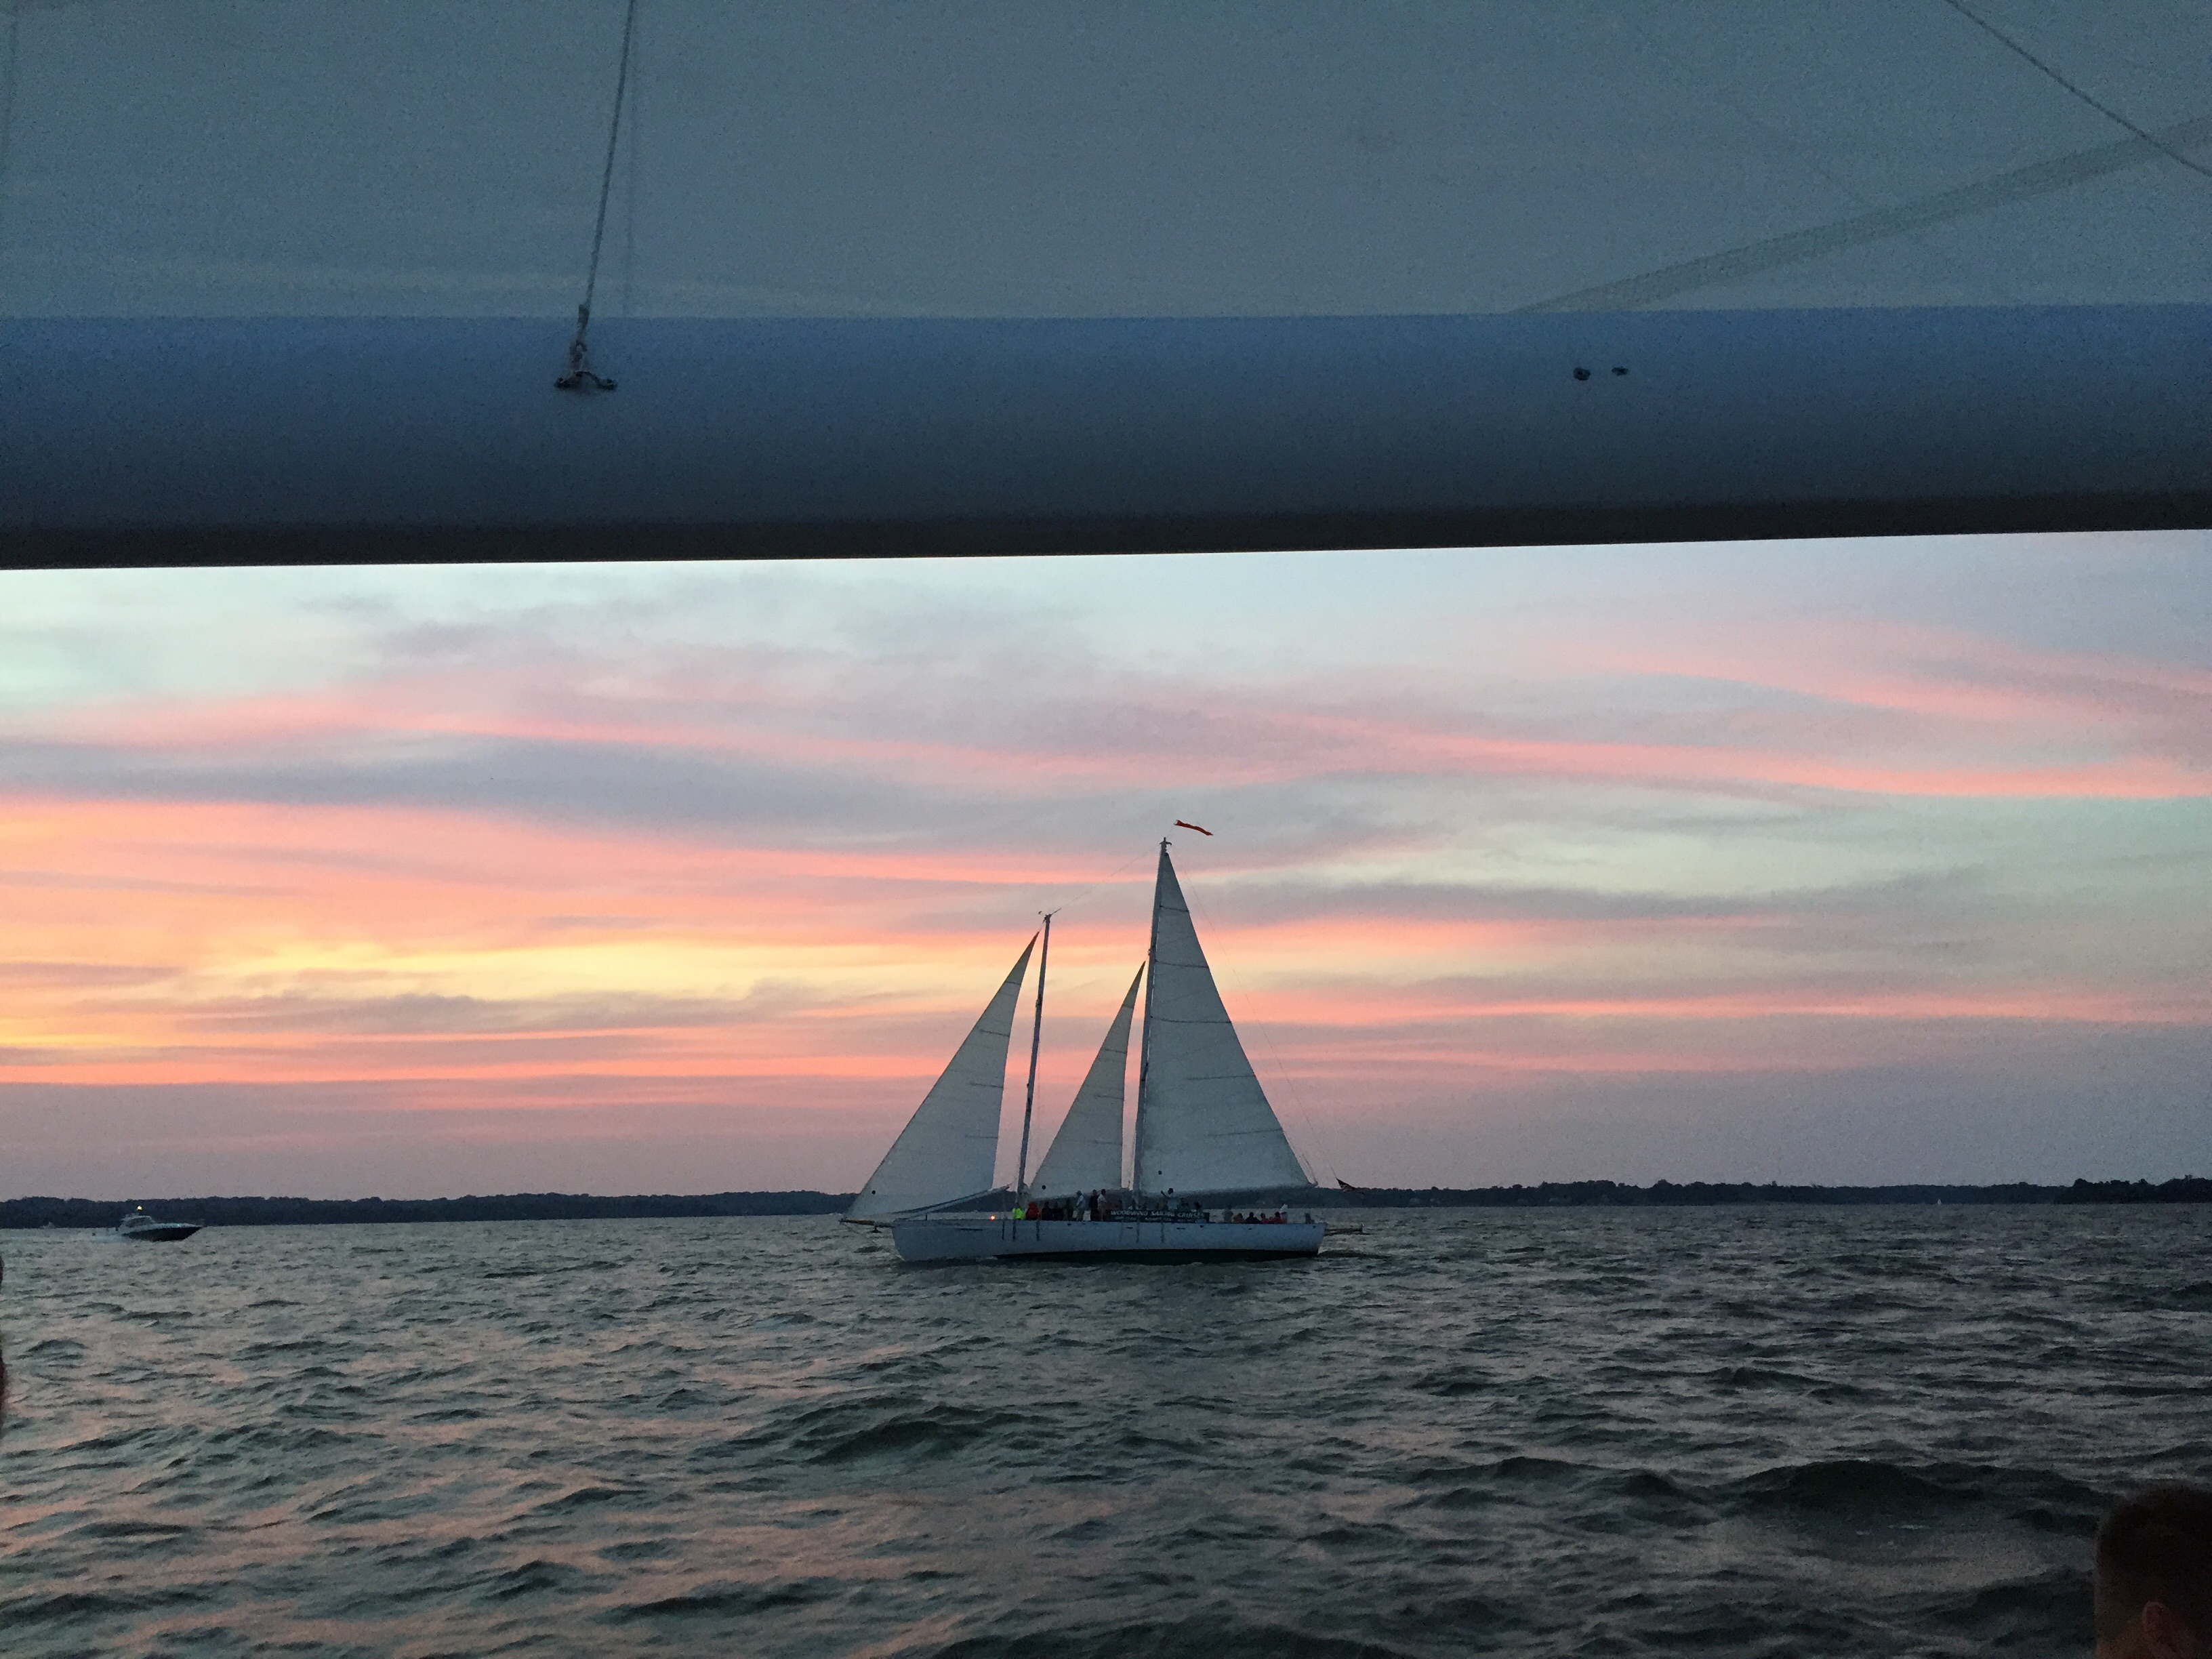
[{"x1": 4, "y1": 537, "x2": 2207, "y2": 1198}]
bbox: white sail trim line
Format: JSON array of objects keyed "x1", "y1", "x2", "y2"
[
  {"x1": 847, "y1": 937, "x2": 1034, "y2": 1221},
  {"x1": 1029, "y1": 964, "x2": 1143, "y2": 1200},
  {"x1": 1134, "y1": 846, "x2": 1310, "y2": 1195}
]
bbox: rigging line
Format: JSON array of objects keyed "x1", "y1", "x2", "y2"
[
  {"x1": 621, "y1": 0, "x2": 642, "y2": 320},
  {"x1": 558, "y1": 0, "x2": 641, "y2": 392},
  {"x1": 1937, "y1": 0, "x2": 2212, "y2": 186},
  {"x1": 1522, "y1": 110, "x2": 2212, "y2": 312},
  {"x1": 1039, "y1": 846, "x2": 1152, "y2": 924},
  {"x1": 0, "y1": 12, "x2": 18, "y2": 246}
]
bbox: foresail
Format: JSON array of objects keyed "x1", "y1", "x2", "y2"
[
  {"x1": 1029, "y1": 964, "x2": 1142, "y2": 1198},
  {"x1": 847, "y1": 937, "x2": 1034, "y2": 1221},
  {"x1": 1134, "y1": 846, "x2": 1309, "y2": 1194}
]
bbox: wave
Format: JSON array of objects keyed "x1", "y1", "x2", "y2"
[
  {"x1": 794, "y1": 1403, "x2": 1010, "y2": 1466},
  {"x1": 473, "y1": 1557, "x2": 604, "y2": 1603},
  {"x1": 2, "y1": 1584, "x2": 215, "y2": 1623},
  {"x1": 1614, "y1": 1468, "x2": 1717, "y2": 1521},
  {"x1": 908, "y1": 1613, "x2": 1431, "y2": 1659},
  {"x1": 1404, "y1": 1454, "x2": 1586, "y2": 1509},
  {"x1": 1734, "y1": 1458, "x2": 2105, "y2": 1530},
  {"x1": 237, "y1": 1337, "x2": 337, "y2": 1358},
  {"x1": 1706, "y1": 1364, "x2": 1834, "y2": 1392},
  {"x1": 60, "y1": 1425, "x2": 180, "y2": 1455},
  {"x1": 610, "y1": 1578, "x2": 834, "y2": 1620},
  {"x1": 483, "y1": 1258, "x2": 628, "y2": 1279},
  {"x1": 203, "y1": 1421, "x2": 361, "y2": 1451},
  {"x1": 533, "y1": 1484, "x2": 644, "y2": 1514},
  {"x1": 72, "y1": 1517, "x2": 196, "y2": 1540},
  {"x1": 680, "y1": 1396, "x2": 1038, "y2": 1471},
  {"x1": 1931, "y1": 1568, "x2": 2092, "y2": 1644},
  {"x1": 1406, "y1": 1368, "x2": 1491, "y2": 1397}
]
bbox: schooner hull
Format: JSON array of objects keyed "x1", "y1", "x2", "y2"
[{"x1": 890, "y1": 1216, "x2": 1325, "y2": 1264}]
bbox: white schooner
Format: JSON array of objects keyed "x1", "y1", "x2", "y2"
[{"x1": 848, "y1": 838, "x2": 1325, "y2": 1263}]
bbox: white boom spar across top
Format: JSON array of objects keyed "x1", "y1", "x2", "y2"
[
  {"x1": 1027, "y1": 964, "x2": 1143, "y2": 1200},
  {"x1": 846, "y1": 936, "x2": 1035, "y2": 1222},
  {"x1": 1133, "y1": 842, "x2": 1310, "y2": 1195}
]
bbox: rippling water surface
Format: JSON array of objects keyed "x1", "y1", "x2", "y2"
[{"x1": 4, "y1": 1206, "x2": 2209, "y2": 1657}]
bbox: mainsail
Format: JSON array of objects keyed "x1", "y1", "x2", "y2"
[
  {"x1": 1133, "y1": 844, "x2": 1309, "y2": 1194},
  {"x1": 1028, "y1": 965, "x2": 1143, "y2": 1199},
  {"x1": 847, "y1": 937, "x2": 1034, "y2": 1221}
]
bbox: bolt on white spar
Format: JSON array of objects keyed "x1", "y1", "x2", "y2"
[{"x1": 847, "y1": 839, "x2": 1325, "y2": 1262}]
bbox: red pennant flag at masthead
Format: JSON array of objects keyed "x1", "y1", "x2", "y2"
[{"x1": 1173, "y1": 820, "x2": 1213, "y2": 836}]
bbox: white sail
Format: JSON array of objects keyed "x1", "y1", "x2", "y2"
[
  {"x1": 1133, "y1": 845, "x2": 1309, "y2": 1195},
  {"x1": 1028, "y1": 965, "x2": 1143, "y2": 1199},
  {"x1": 848, "y1": 937, "x2": 1034, "y2": 1221}
]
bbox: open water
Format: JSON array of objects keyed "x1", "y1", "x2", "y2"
[{"x1": 3, "y1": 1205, "x2": 2209, "y2": 1658}]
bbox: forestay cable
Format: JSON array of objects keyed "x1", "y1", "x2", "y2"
[
  {"x1": 557, "y1": 0, "x2": 641, "y2": 392},
  {"x1": 1938, "y1": 0, "x2": 2212, "y2": 186}
]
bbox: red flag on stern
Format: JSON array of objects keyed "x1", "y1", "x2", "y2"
[{"x1": 1173, "y1": 820, "x2": 1213, "y2": 835}]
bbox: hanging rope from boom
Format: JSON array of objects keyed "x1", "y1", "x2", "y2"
[{"x1": 556, "y1": 0, "x2": 640, "y2": 392}]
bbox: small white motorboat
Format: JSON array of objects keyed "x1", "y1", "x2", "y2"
[{"x1": 117, "y1": 1206, "x2": 201, "y2": 1242}]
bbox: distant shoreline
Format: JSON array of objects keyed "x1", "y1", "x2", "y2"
[{"x1": 3, "y1": 1176, "x2": 2207, "y2": 1228}]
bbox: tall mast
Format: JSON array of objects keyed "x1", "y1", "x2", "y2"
[
  {"x1": 1015, "y1": 909, "x2": 1053, "y2": 1201},
  {"x1": 1133, "y1": 837, "x2": 1167, "y2": 1195}
]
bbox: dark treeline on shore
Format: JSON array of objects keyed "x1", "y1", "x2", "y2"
[
  {"x1": 1337, "y1": 1177, "x2": 2212, "y2": 1208},
  {"x1": 0, "y1": 1191, "x2": 855, "y2": 1229},
  {"x1": 3, "y1": 1176, "x2": 2207, "y2": 1228}
]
